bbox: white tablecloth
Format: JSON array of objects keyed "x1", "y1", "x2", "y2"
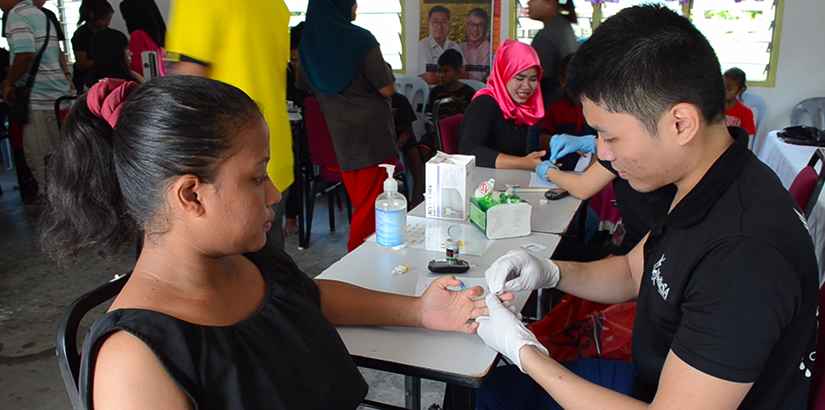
[{"x1": 757, "y1": 130, "x2": 825, "y2": 286}]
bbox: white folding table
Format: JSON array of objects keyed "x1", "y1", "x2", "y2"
[{"x1": 317, "y1": 167, "x2": 580, "y2": 409}]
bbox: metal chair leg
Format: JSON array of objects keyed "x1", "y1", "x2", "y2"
[
  {"x1": 328, "y1": 189, "x2": 336, "y2": 231},
  {"x1": 335, "y1": 187, "x2": 343, "y2": 210},
  {"x1": 304, "y1": 179, "x2": 320, "y2": 248}
]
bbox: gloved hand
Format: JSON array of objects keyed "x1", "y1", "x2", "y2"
[
  {"x1": 485, "y1": 250, "x2": 560, "y2": 295},
  {"x1": 549, "y1": 134, "x2": 596, "y2": 162},
  {"x1": 535, "y1": 160, "x2": 559, "y2": 182},
  {"x1": 476, "y1": 294, "x2": 548, "y2": 372}
]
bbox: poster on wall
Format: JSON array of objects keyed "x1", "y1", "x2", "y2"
[{"x1": 418, "y1": 0, "x2": 494, "y2": 85}]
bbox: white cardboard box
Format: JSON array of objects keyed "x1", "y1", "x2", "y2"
[{"x1": 425, "y1": 152, "x2": 476, "y2": 220}]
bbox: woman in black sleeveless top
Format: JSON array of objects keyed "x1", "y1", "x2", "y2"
[{"x1": 40, "y1": 75, "x2": 490, "y2": 409}]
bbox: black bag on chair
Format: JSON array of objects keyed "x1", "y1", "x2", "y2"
[
  {"x1": 778, "y1": 125, "x2": 825, "y2": 147},
  {"x1": 8, "y1": 12, "x2": 51, "y2": 125},
  {"x1": 8, "y1": 86, "x2": 32, "y2": 124}
]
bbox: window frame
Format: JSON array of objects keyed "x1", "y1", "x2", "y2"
[{"x1": 510, "y1": 0, "x2": 784, "y2": 87}]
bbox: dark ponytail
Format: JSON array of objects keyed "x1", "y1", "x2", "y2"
[
  {"x1": 560, "y1": 0, "x2": 578, "y2": 25},
  {"x1": 40, "y1": 76, "x2": 261, "y2": 265}
]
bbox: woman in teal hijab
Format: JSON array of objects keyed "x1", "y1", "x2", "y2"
[
  {"x1": 296, "y1": 0, "x2": 401, "y2": 252},
  {"x1": 299, "y1": 0, "x2": 379, "y2": 95}
]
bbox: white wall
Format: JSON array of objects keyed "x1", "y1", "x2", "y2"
[{"x1": 749, "y1": 0, "x2": 825, "y2": 152}]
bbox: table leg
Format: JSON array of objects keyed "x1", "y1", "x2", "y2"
[
  {"x1": 405, "y1": 375, "x2": 421, "y2": 409},
  {"x1": 442, "y1": 383, "x2": 475, "y2": 410}
]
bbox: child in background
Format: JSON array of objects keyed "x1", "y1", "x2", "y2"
[
  {"x1": 418, "y1": 49, "x2": 476, "y2": 162},
  {"x1": 536, "y1": 53, "x2": 596, "y2": 170},
  {"x1": 724, "y1": 67, "x2": 756, "y2": 136}
]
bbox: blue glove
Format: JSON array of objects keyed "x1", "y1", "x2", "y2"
[
  {"x1": 535, "y1": 160, "x2": 558, "y2": 182},
  {"x1": 549, "y1": 134, "x2": 596, "y2": 162}
]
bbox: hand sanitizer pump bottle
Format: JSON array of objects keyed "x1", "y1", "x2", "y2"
[{"x1": 375, "y1": 164, "x2": 407, "y2": 249}]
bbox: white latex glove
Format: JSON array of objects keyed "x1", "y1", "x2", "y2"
[
  {"x1": 476, "y1": 294, "x2": 548, "y2": 372},
  {"x1": 485, "y1": 250, "x2": 560, "y2": 295}
]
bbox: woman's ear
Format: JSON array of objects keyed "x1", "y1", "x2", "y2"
[{"x1": 170, "y1": 174, "x2": 206, "y2": 217}]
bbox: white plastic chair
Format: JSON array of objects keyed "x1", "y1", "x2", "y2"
[
  {"x1": 395, "y1": 76, "x2": 430, "y2": 116},
  {"x1": 791, "y1": 97, "x2": 825, "y2": 130},
  {"x1": 395, "y1": 76, "x2": 431, "y2": 140},
  {"x1": 740, "y1": 91, "x2": 766, "y2": 150},
  {"x1": 460, "y1": 79, "x2": 487, "y2": 92}
]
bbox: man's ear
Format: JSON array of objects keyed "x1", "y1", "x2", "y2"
[
  {"x1": 668, "y1": 103, "x2": 701, "y2": 147},
  {"x1": 170, "y1": 174, "x2": 206, "y2": 217}
]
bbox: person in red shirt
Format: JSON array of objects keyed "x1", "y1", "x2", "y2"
[{"x1": 724, "y1": 67, "x2": 756, "y2": 136}]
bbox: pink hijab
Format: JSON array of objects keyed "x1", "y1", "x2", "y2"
[{"x1": 474, "y1": 39, "x2": 544, "y2": 126}]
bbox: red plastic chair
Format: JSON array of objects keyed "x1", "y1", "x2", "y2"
[
  {"x1": 303, "y1": 97, "x2": 352, "y2": 247},
  {"x1": 303, "y1": 98, "x2": 407, "y2": 247},
  {"x1": 438, "y1": 114, "x2": 464, "y2": 155},
  {"x1": 789, "y1": 149, "x2": 825, "y2": 218}
]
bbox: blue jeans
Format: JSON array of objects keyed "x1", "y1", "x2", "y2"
[{"x1": 476, "y1": 358, "x2": 639, "y2": 410}]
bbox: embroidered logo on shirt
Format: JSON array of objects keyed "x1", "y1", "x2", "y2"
[
  {"x1": 800, "y1": 351, "x2": 815, "y2": 378},
  {"x1": 650, "y1": 254, "x2": 670, "y2": 301}
]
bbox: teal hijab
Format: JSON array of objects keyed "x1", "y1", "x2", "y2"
[{"x1": 299, "y1": 0, "x2": 379, "y2": 96}]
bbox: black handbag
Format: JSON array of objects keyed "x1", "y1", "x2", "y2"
[
  {"x1": 778, "y1": 125, "x2": 825, "y2": 147},
  {"x1": 8, "y1": 13, "x2": 51, "y2": 125}
]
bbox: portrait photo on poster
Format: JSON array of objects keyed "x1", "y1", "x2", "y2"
[{"x1": 419, "y1": 0, "x2": 494, "y2": 84}]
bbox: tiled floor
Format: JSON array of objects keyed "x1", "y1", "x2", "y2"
[{"x1": 0, "y1": 167, "x2": 445, "y2": 409}]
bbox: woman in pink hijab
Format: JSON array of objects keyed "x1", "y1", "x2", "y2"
[{"x1": 458, "y1": 39, "x2": 546, "y2": 169}]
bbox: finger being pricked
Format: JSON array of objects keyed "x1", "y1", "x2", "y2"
[{"x1": 432, "y1": 274, "x2": 485, "y2": 299}]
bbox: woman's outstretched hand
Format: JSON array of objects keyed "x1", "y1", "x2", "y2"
[
  {"x1": 523, "y1": 150, "x2": 547, "y2": 170},
  {"x1": 418, "y1": 275, "x2": 514, "y2": 334}
]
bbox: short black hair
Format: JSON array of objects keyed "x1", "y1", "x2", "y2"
[
  {"x1": 559, "y1": 53, "x2": 574, "y2": 79},
  {"x1": 724, "y1": 67, "x2": 747, "y2": 92},
  {"x1": 566, "y1": 5, "x2": 725, "y2": 135},
  {"x1": 428, "y1": 5, "x2": 451, "y2": 20},
  {"x1": 438, "y1": 49, "x2": 463, "y2": 71},
  {"x1": 78, "y1": 0, "x2": 113, "y2": 26},
  {"x1": 290, "y1": 22, "x2": 305, "y2": 50},
  {"x1": 467, "y1": 8, "x2": 489, "y2": 25}
]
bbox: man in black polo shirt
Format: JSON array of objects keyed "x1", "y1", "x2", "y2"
[{"x1": 475, "y1": 5, "x2": 818, "y2": 410}]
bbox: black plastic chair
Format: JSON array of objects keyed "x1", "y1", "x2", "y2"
[
  {"x1": 56, "y1": 272, "x2": 131, "y2": 410},
  {"x1": 54, "y1": 95, "x2": 78, "y2": 129},
  {"x1": 431, "y1": 97, "x2": 457, "y2": 152}
]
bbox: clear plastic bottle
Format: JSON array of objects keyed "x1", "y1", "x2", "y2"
[{"x1": 375, "y1": 164, "x2": 407, "y2": 249}]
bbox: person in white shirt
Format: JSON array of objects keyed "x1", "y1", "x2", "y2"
[
  {"x1": 459, "y1": 8, "x2": 491, "y2": 82},
  {"x1": 418, "y1": 5, "x2": 462, "y2": 85}
]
